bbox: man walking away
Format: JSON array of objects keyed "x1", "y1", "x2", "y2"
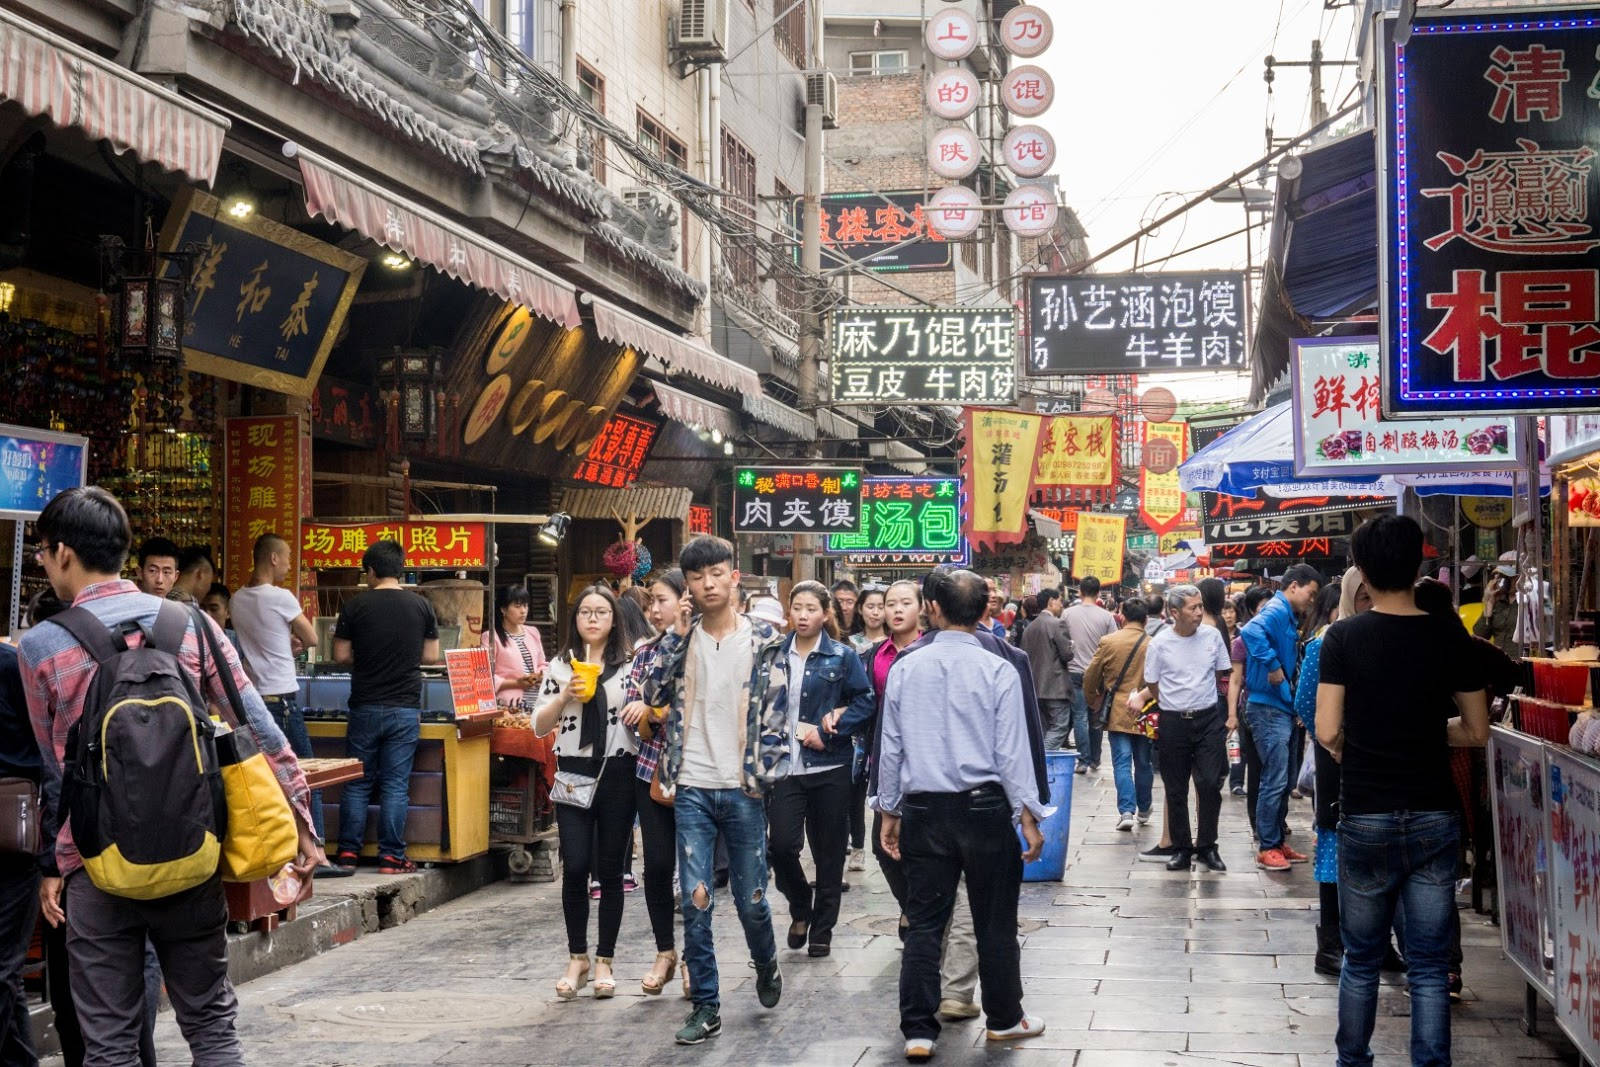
[
  {"x1": 1317, "y1": 515, "x2": 1488, "y2": 1067},
  {"x1": 1128, "y1": 585, "x2": 1232, "y2": 873},
  {"x1": 1240, "y1": 564, "x2": 1322, "y2": 872},
  {"x1": 878, "y1": 569, "x2": 1047, "y2": 1061},
  {"x1": 1083, "y1": 598, "x2": 1154, "y2": 832},
  {"x1": 331, "y1": 539, "x2": 440, "y2": 874},
  {"x1": 643, "y1": 536, "x2": 787, "y2": 1046},
  {"x1": 1062, "y1": 577, "x2": 1120, "y2": 774},
  {"x1": 1019, "y1": 588, "x2": 1074, "y2": 752}
]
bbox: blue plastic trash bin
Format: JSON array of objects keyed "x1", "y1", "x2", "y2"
[{"x1": 1021, "y1": 750, "x2": 1076, "y2": 881}]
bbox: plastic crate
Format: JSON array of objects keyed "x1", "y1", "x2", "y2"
[{"x1": 490, "y1": 786, "x2": 537, "y2": 840}]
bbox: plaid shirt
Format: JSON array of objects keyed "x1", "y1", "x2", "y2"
[
  {"x1": 18, "y1": 579, "x2": 313, "y2": 877},
  {"x1": 625, "y1": 640, "x2": 666, "y2": 783}
]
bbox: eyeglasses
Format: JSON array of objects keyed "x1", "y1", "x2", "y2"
[
  {"x1": 32, "y1": 542, "x2": 52, "y2": 562},
  {"x1": 576, "y1": 607, "x2": 613, "y2": 620}
]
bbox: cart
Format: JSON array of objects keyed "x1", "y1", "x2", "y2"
[{"x1": 489, "y1": 727, "x2": 556, "y2": 881}]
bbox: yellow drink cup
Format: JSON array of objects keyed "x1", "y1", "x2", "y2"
[{"x1": 571, "y1": 660, "x2": 601, "y2": 702}]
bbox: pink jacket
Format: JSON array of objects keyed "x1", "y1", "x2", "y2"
[{"x1": 480, "y1": 626, "x2": 547, "y2": 705}]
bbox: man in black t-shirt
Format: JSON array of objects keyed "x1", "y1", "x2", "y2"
[
  {"x1": 1315, "y1": 515, "x2": 1488, "y2": 1067},
  {"x1": 331, "y1": 539, "x2": 440, "y2": 874}
]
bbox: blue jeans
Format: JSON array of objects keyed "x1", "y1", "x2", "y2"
[
  {"x1": 265, "y1": 694, "x2": 323, "y2": 841},
  {"x1": 1337, "y1": 811, "x2": 1460, "y2": 1067},
  {"x1": 1246, "y1": 702, "x2": 1293, "y2": 850},
  {"x1": 338, "y1": 705, "x2": 421, "y2": 859},
  {"x1": 1108, "y1": 731, "x2": 1153, "y2": 816},
  {"x1": 1067, "y1": 673, "x2": 1102, "y2": 766},
  {"x1": 676, "y1": 786, "x2": 778, "y2": 1011}
]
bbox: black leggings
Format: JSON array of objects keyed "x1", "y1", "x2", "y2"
[
  {"x1": 555, "y1": 757, "x2": 637, "y2": 957},
  {"x1": 633, "y1": 777, "x2": 677, "y2": 953},
  {"x1": 849, "y1": 772, "x2": 868, "y2": 850}
]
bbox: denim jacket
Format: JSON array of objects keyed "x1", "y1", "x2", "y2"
[
  {"x1": 781, "y1": 631, "x2": 875, "y2": 772},
  {"x1": 1239, "y1": 591, "x2": 1298, "y2": 712},
  {"x1": 642, "y1": 615, "x2": 791, "y2": 796}
]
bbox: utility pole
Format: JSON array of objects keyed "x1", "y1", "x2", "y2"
[{"x1": 792, "y1": 0, "x2": 826, "y2": 584}]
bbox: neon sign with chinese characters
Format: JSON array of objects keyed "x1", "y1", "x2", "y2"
[
  {"x1": 732, "y1": 467, "x2": 864, "y2": 536},
  {"x1": 824, "y1": 477, "x2": 968, "y2": 565}
]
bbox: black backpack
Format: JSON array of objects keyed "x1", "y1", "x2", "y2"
[{"x1": 54, "y1": 601, "x2": 226, "y2": 900}]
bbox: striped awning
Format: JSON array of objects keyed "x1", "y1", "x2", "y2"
[
  {"x1": 592, "y1": 299, "x2": 760, "y2": 396},
  {"x1": 741, "y1": 392, "x2": 815, "y2": 440},
  {"x1": 650, "y1": 380, "x2": 741, "y2": 439},
  {"x1": 561, "y1": 485, "x2": 693, "y2": 524},
  {"x1": 0, "y1": 8, "x2": 229, "y2": 184},
  {"x1": 292, "y1": 145, "x2": 581, "y2": 329}
]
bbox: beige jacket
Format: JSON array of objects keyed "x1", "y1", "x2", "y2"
[{"x1": 1081, "y1": 622, "x2": 1152, "y2": 735}]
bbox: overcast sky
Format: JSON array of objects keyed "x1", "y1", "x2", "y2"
[{"x1": 1034, "y1": 0, "x2": 1365, "y2": 403}]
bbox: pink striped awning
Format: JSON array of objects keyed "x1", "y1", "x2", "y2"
[
  {"x1": 0, "y1": 8, "x2": 229, "y2": 184},
  {"x1": 592, "y1": 299, "x2": 759, "y2": 396},
  {"x1": 293, "y1": 146, "x2": 581, "y2": 329}
]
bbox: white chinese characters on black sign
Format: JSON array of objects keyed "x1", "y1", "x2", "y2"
[
  {"x1": 829, "y1": 308, "x2": 1017, "y2": 405},
  {"x1": 1027, "y1": 271, "x2": 1246, "y2": 375}
]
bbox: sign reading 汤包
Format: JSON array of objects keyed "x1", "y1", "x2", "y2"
[
  {"x1": 830, "y1": 307, "x2": 1017, "y2": 405},
  {"x1": 825, "y1": 477, "x2": 966, "y2": 564},
  {"x1": 733, "y1": 467, "x2": 864, "y2": 535},
  {"x1": 1380, "y1": 10, "x2": 1600, "y2": 415},
  {"x1": 0, "y1": 424, "x2": 86, "y2": 522},
  {"x1": 1027, "y1": 271, "x2": 1246, "y2": 375},
  {"x1": 798, "y1": 192, "x2": 952, "y2": 273}
]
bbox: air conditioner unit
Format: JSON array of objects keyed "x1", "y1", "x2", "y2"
[
  {"x1": 806, "y1": 70, "x2": 839, "y2": 129},
  {"x1": 675, "y1": 0, "x2": 728, "y2": 61}
]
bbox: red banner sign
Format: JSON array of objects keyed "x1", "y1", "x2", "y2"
[
  {"x1": 688, "y1": 504, "x2": 714, "y2": 536},
  {"x1": 223, "y1": 415, "x2": 306, "y2": 591},
  {"x1": 301, "y1": 521, "x2": 487, "y2": 570},
  {"x1": 573, "y1": 413, "x2": 658, "y2": 488},
  {"x1": 444, "y1": 647, "x2": 498, "y2": 719}
]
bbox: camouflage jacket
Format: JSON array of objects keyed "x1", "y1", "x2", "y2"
[{"x1": 642, "y1": 614, "x2": 790, "y2": 796}]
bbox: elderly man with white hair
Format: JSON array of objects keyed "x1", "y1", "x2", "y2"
[{"x1": 1126, "y1": 584, "x2": 1233, "y2": 873}]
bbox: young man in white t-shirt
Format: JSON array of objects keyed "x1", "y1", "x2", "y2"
[{"x1": 229, "y1": 533, "x2": 342, "y2": 871}]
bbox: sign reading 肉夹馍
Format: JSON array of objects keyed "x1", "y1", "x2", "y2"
[
  {"x1": 733, "y1": 467, "x2": 864, "y2": 535},
  {"x1": 830, "y1": 307, "x2": 1016, "y2": 405},
  {"x1": 825, "y1": 477, "x2": 966, "y2": 564},
  {"x1": 1027, "y1": 271, "x2": 1246, "y2": 375}
]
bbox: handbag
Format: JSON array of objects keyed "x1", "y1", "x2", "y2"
[
  {"x1": 649, "y1": 758, "x2": 675, "y2": 807},
  {"x1": 194, "y1": 607, "x2": 301, "y2": 883},
  {"x1": 1135, "y1": 699, "x2": 1160, "y2": 741},
  {"x1": 552, "y1": 763, "x2": 607, "y2": 809},
  {"x1": 0, "y1": 777, "x2": 39, "y2": 855},
  {"x1": 1097, "y1": 632, "x2": 1149, "y2": 727}
]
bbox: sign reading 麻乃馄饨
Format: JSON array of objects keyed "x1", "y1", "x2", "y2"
[{"x1": 830, "y1": 307, "x2": 1017, "y2": 406}]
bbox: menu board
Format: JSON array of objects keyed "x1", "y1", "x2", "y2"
[
  {"x1": 444, "y1": 647, "x2": 497, "y2": 719},
  {"x1": 1490, "y1": 727, "x2": 1554, "y2": 995}
]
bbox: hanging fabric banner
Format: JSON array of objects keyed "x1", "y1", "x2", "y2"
[
  {"x1": 1034, "y1": 415, "x2": 1117, "y2": 488},
  {"x1": 1073, "y1": 512, "x2": 1127, "y2": 584},
  {"x1": 1139, "y1": 420, "x2": 1190, "y2": 534},
  {"x1": 961, "y1": 407, "x2": 1045, "y2": 550}
]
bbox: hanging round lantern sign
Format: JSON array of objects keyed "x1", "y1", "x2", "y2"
[
  {"x1": 925, "y1": 8, "x2": 978, "y2": 61},
  {"x1": 1003, "y1": 185, "x2": 1058, "y2": 237},
  {"x1": 1001, "y1": 64, "x2": 1054, "y2": 118},
  {"x1": 1000, "y1": 4, "x2": 1054, "y2": 58},
  {"x1": 926, "y1": 68, "x2": 980, "y2": 120},
  {"x1": 1139, "y1": 387, "x2": 1178, "y2": 424},
  {"x1": 926, "y1": 185, "x2": 983, "y2": 240},
  {"x1": 1143, "y1": 438, "x2": 1180, "y2": 475},
  {"x1": 928, "y1": 125, "x2": 981, "y2": 180},
  {"x1": 1002, "y1": 124, "x2": 1056, "y2": 178}
]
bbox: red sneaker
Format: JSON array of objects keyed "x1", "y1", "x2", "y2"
[
  {"x1": 1256, "y1": 848, "x2": 1291, "y2": 872},
  {"x1": 1281, "y1": 844, "x2": 1310, "y2": 864},
  {"x1": 377, "y1": 854, "x2": 417, "y2": 875}
]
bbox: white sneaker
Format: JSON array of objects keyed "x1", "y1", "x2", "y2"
[
  {"x1": 1115, "y1": 813, "x2": 1134, "y2": 831},
  {"x1": 847, "y1": 848, "x2": 867, "y2": 872},
  {"x1": 986, "y1": 1014, "x2": 1046, "y2": 1042},
  {"x1": 904, "y1": 1037, "x2": 936, "y2": 1061},
  {"x1": 1136, "y1": 809, "x2": 1152, "y2": 826}
]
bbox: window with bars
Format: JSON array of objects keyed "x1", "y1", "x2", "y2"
[
  {"x1": 637, "y1": 110, "x2": 689, "y2": 172},
  {"x1": 722, "y1": 127, "x2": 758, "y2": 295},
  {"x1": 774, "y1": 0, "x2": 808, "y2": 68},
  {"x1": 772, "y1": 179, "x2": 802, "y2": 317},
  {"x1": 577, "y1": 61, "x2": 606, "y2": 182},
  {"x1": 849, "y1": 50, "x2": 908, "y2": 76}
]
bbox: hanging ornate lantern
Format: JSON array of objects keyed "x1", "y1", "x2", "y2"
[
  {"x1": 379, "y1": 347, "x2": 443, "y2": 446},
  {"x1": 100, "y1": 226, "x2": 187, "y2": 367}
]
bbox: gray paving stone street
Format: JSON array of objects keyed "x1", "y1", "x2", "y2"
[{"x1": 158, "y1": 766, "x2": 1582, "y2": 1065}]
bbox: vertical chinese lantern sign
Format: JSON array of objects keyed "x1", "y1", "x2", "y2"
[{"x1": 223, "y1": 415, "x2": 307, "y2": 600}]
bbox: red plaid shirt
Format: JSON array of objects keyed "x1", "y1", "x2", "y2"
[{"x1": 18, "y1": 579, "x2": 313, "y2": 877}]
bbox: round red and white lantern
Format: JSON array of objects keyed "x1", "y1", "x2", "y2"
[
  {"x1": 926, "y1": 185, "x2": 983, "y2": 240},
  {"x1": 928, "y1": 125, "x2": 981, "y2": 180},
  {"x1": 1001, "y1": 64, "x2": 1054, "y2": 118},
  {"x1": 926, "y1": 68, "x2": 980, "y2": 120},
  {"x1": 925, "y1": 8, "x2": 978, "y2": 61},
  {"x1": 1002, "y1": 124, "x2": 1056, "y2": 178},
  {"x1": 1003, "y1": 185, "x2": 1058, "y2": 237},
  {"x1": 1000, "y1": 5, "x2": 1053, "y2": 58}
]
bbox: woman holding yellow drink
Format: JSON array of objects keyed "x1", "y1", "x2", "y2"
[
  {"x1": 621, "y1": 568, "x2": 690, "y2": 995},
  {"x1": 534, "y1": 584, "x2": 638, "y2": 1000}
]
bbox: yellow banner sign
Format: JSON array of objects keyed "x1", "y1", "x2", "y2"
[
  {"x1": 1138, "y1": 421, "x2": 1189, "y2": 535},
  {"x1": 963, "y1": 408, "x2": 1044, "y2": 550},
  {"x1": 1035, "y1": 415, "x2": 1116, "y2": 487},
  {"x1": 1073, "y1": 512, "x2": 1127, "y2": 584},
  {"x1": 1160, "y1": 528, "x2": 1203, "y2": 554}
]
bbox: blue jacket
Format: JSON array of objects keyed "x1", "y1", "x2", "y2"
[
  {"x1": 781, "y1": 631, "x2": 875, "y2": 771},
  {"x1": 1240, "y1": 591, "x2": 1299, "y2": 713}
]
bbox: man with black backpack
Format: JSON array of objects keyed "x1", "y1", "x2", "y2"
[{"x1": 18, "y1": 487, "x2": 323, "y2": 1065}]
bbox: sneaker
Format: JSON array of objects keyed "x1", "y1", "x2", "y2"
[
  {"x1": 1138, "y1": 845, "x2": 1182, "y2": 863},
  {"x1": 847, "y1": 847, "x2": 867, "y2": 872},
  {"x1": 1136, "y1": 809, "x2": 1152, "y2": 826},
  {"x1": 1281, "y1": 844, "x2": 1310, "y2": 864},
  {"x1": 986, "y1": 1013, "x2": 1046, "y2": 1042},
  {"x1": 674, "y1": 1004, "x2": 722, "y2": 1045},
  {"x1": 753, "y1": 958, "x2": 782, "y2": 1008},
  {"x1": 938, "y1": 998, "x2": 981, "y2": 1021},
  {"x1": 1448, "y1": 972, "x2": 1463, "y2": 1003},
  {"x1": 1256, "y1": 849, "x2": 1291, "y2": 872},
  {"x1": 590, "y1": 880, "x2": 602, "y2": 900},
  {"x1": 623, "y1": 871, "x2": 638, "y2": 892},
  {"x1": 1231, "y1": 785, "x2": 1247, "y2": 796},
  {"x1": 904, "y1": 1037, "x2": 936, "y2": 1061},
  {"x1": 1115, "y1": 813, "x2": 1134, "y2": 832},
  {"x1": 377, "y1": 854, "x2": 416, "y2": 875},
  {"x1": 1074, "y1": 762, "x2": 1088, "y2": 775}
]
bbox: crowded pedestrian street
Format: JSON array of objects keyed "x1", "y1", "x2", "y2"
[{"x1": 151, "y1": 767, "x2": 1577, "y2": 1067}]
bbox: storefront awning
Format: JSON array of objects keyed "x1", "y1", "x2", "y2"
[
  {"x1": 291, "y1": 145, "x2": 581, "y2": 328},
  {"x1": 562, "y1": 485, "x2": 692, "y2": 524},
  {"x1": 593, "y1": 299, "x2": 760, "y2": 395},
  {"x1": 650, "y1": 380, "x2": 741, "y2": 439},
  {"x1": 0, "y1": 8, "x2": 229, "y2": 184},
  {"x1": 741, "y1": 392, "x2": 815, "y2": 440}
]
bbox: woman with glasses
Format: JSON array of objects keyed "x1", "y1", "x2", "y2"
[{"x1": 534, "y1": 584, "x2": 638, "y2": 1000}]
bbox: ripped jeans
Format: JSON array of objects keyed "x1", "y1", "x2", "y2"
[{"x1": 676, "y1": 786, "x2": 778, "y2": 1011}]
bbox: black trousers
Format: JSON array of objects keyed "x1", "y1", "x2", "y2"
[
  {"x1": 0, "y1": 860, "x2": 37, "y2": 1067},
  {"x1": 555, "y1": 756, "x2": 637, "y2": 957},
  {"x1": 632, "y1": 777, "x2": 676, "y2": 953},
  {"x1": 1158, "y1": 705, "x2": 1228, "y2": 852},
  {"x1": 899, "y1": 785, "x2": 1025, "y2": 1042},
  {"x1": 873, "y1": 809, "x2": 909, "y2": 909},
  {"x1": 848, "y1": 772, "x2": 868, "y2": 851},
  {"x1": 767, "y1": 763, "x2": 852, "y2": 946}
]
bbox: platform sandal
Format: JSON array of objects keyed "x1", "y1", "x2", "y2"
[
  {"x1": 642, "y1": 951, "x2": 678, "y2": 995},
  {"x1": 555, "y1": 953, "x2": 589, "y2": 1000},
  {"x1": 593, "y1": 956, "x2": 616, "y2": 999}
]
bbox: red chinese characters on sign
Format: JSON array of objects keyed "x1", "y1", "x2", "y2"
[
  {"x1": 821, "y1": 203, "x2": 944, "y2": 249},
  {"x1": 1422, "y1": 140, "x2": 1599, "y2": 256},
  {"x1": 1485, "y1": 44, "x2": 1569, "y2": 123},
  {"x1": 688, "y1": 504, "x2": 714, "y2": 536},
  {"x1": 573, "y1": 413, "x2": 658, "y2": 488},
  {"x1": 224, "y1": 415, "x2": 305, "y2": 591},
  {"x1": 301, "y1": 521, "x2": 487, "y2": 570},
  {"x1": 1423, "y1": 268, "x2": 1600, "y2": 381}
]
